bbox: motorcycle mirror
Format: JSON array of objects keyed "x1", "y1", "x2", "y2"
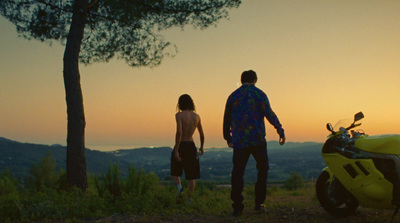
[
  {"x1": 354, "y1": 112, "x2": 364, "y2": 122},
  {"x1": 326, "y1": 123, "x2": 334, "y2": 132}
]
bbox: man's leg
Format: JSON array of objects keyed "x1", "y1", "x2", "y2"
[
  {"x1": 252, "y1": 142, "x2": 269, "y2": 208},
  {"x1": 231, "y1": 148, "x2": 251, "y2": 215}
]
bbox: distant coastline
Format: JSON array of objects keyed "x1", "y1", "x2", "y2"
[{"x1": 86, "y1": 145, "x2": 157, "y2": 152}]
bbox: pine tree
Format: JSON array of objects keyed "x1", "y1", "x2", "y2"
[{"x1": 0, "y1": 0, "x2": 241, "y2": 190}]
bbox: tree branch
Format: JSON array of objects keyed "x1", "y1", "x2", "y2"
[
  {"x1": 37, "y1": 0, "x2": 73, "y2": 13},
  {"x1": 87, "y1": 0, "x2": 98, "y2": 10}
]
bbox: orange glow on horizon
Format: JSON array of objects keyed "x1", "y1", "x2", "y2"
[{"x1": 1, "y1": 1, "x2": 399, "y2": 150}]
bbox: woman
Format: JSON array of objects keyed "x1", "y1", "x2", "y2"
[{"x1": 171, "y1": 94, "x2": 204, "y2": 203}]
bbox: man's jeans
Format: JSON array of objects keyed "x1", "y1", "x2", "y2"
[{"x1": 231, "y1": 141, "x2": 269, "y2": 210}]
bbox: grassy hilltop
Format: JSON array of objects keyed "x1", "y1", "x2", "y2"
[{"x1": 0, "y1": 137, "x2": 397, "y2": 222}]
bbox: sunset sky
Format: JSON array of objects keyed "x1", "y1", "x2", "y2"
[{"x1": 1, "y1": 1, "x2": 399, "y2": 151}]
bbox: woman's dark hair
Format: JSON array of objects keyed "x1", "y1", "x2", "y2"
[
  {"x1": 241, "y1": 70, "x2": 258, "y2": 84},
  {"x1": 177, "y1": 94, "x2": 195, "y2": 111}
]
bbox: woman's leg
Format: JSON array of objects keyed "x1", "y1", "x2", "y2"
[
  {"x1": 187, "y1": 179, "x2": 195, "y2": 200},
  {"x1": 172, "y1": 176, "x2": 181, "y2": 186},
  {"x1": 172, "y1": 176, "x2": 183, "y2": 194}
]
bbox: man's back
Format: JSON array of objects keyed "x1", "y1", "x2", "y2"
[{"x1": 225, "y1": 84, "x2": 268, "y2": 149}]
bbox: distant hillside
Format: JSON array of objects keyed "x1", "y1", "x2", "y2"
[
  {"x1": 0, "y1": 137, "x2": 126, "y2": 180},
  {"x1": 0, "y1": 137, "x2": 325, "y2": 183}
]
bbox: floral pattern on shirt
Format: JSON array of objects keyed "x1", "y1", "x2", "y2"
[{"x1": 223, "y1": 84, "x2": 284, "y2": 149}]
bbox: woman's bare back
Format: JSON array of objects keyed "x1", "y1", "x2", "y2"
[{"x1": 176, "y1": 110, "x2": 200, "y2": 141}]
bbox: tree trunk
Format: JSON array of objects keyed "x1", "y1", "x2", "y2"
[{"x1": 63, "y1": 0, "x2": 89, "y2": 191}]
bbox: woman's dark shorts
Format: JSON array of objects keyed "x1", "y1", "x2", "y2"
[{"x1": 171, "y1": 141, "x2": 200, "y2": 180}]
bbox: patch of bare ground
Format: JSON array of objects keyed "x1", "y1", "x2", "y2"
[
  {"x1": 91, "y1": 207, "x2": 398, "y2": 223},
  {"x1": 92, "y1": 204, "x2": 398, "y2": 223},
  {"x1": 91, "y1": 184, "x2": 399, "y2": 223}
]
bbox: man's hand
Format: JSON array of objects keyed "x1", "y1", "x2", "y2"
[
  {"x1": 199, "y1": 147, "x2": 204, "y2": 155},
  {"x1": 227, "y1": 142, "x2": 234, "y2": 148},
  {"x1": 279, "y1": 137, "x2": 286, "y2": 145}
]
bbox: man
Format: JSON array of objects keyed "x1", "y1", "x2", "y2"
[{"x1": 223, "y1": 70, "x2": 286, "y2": 216}]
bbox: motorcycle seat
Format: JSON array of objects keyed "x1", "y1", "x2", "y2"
[{"x1": 355, "y1": 134, "x2": 400, "y2": 155}]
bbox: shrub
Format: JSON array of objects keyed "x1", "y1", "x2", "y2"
[
  {"x1": 27, "y1": 151, "x2": 60, "y2": 191},
  {"x1": 94, "y1": 163, "x2": 160, "y2": 199},
  {"x1": 0, "y1": 188, "x2": 107, "y2": 222},
  {"x1": 123, "y1": 164, "x2": 159, "y2": 196},
  {"x1": 56, "y1": 169, "x2": 69, "y2": 191},
  {"x1": 283, "y1": 171, "x2": 305, "y2": 190},
  {"x1": 0, "y1": 193, "x2": 21, "y2": 221},
  {"x1": 94, "y1": 162, "x2": 121, "y2": 198},
  {"x1": 92, "y1": 163, "x2": 169, "y2": 214},
  {"x1": 0, "y1": 168, "x2": 18, "y2": 195}
]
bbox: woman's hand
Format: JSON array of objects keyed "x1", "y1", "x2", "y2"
[
  {"x1": 175, "y1": 151, "x2": 181, "y2": 162},
  {"x1": 199, "y1": 147, "x2": 204, "y2": 155}
]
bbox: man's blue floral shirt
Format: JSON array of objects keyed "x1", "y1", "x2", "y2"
[{"x1": 223, "y1": 84, "x2": 285, "y2": 149}]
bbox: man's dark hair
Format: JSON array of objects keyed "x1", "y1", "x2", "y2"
[
  {"x1": 241, "y1": 70, "x2": 258, "y2": 84},
  {"x1": 177, "y1": 94, "x2": 195, "y2": 111}
]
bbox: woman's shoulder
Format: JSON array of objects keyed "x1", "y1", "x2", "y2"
[
  {"x1": 189, "y1": 110, "x2": 200, "y2": 117},
  {"x1": 175, "y1": 111, "x2": 183, "y2": 119},
  {"x1": 176, "y1": 110, "x2": 200, "y2": 119}
]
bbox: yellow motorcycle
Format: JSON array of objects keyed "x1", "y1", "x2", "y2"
[{"x1": 316, "y1": 112, "x2": 400, "y2": 221}]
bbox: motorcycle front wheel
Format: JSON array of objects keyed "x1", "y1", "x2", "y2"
[{"x1": 316, "y1": 171, "x2": 359, "y2": 217}]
